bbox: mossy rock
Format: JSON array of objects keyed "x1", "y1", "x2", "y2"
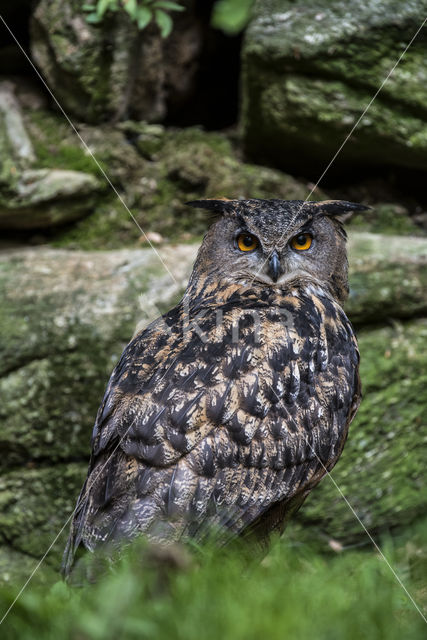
[
  {"x1": 7, "y1": 107, "x2": 421, "y2": 244},
  {"x1": 297, "y1": 318, "x2": 427, "y2": 542},
  {"x1": 30, "y1": 0, "x2": 202, "y2": 124},
  {"x1": 15, "y1": 110, "x2": 323, "y2": 246},
  {"x1": 0, "y1": 463, "x2": 87, "y2": 568},
  {"x1": 0, "y1": 85, "x2": 104, "y2": 230},
  {"x1": 346, "y1": 232, "x2": 427, "y2": 324},
  {"x1": 0, "y1": 169, "x2": 102, "y2": 230},
  {"x1": 0, "y1": 246, "x2": 192, "y2": 468},
  {"x1": 0, "y1": 546, "x2": 57, "y2": 589},
  {"x1": 242, "y1": 0, "x2": 427, "y2": 173}
]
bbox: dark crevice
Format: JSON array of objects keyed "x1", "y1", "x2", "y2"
[
  {"x1": 2, "y1": 456, "x2": 90, "y2": 475},
  {"x1": 0, "y1": 346, "x2": 78, "y2": 378},
  {"x1": 351, "y1": 312, "x2": 427, "y2": 333},
  {"x1": 0, "y1": 0, "x2": 32, "y2": 75},
  {"x1": 164, "y1": 1, "x2": 242, "y2": 129},
  {"x1": 0, "y1": 534, "x2": 45, "y2": 561}
]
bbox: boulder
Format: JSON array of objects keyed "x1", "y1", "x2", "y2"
[
  {"x1": 0, "y1": 83, "x2": 104, "y2": 230},
  {"x1": 35, "y1": 120, "x2": 323, "y2": 247},
  {"x1": 4, "y1": 101, "x2": 422, "y2": 242},
  {"x1": 346, "y1": 232, "x2": 427, "y2": 324},
  {"x1": 0, "y1": 168, "x2": 102, "y2": 229},
  {"x1": 30, "y1": 0, "x2": 202, "y2": 123},
  {"x1": 2, "y1": 107, "x2": 322, "y2": 239},
  {"x1": 242, "y1": 0, "x2": 427, "y2": 173},
  {"x1": 0, "y1": 81, "x2": 35, "y2": 168}
]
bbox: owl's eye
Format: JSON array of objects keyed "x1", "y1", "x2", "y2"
[
  {"x1": 291, "y1": 233, "x2": 313, "y2": 251},
  {"x1": 236, "y1": 233, "x2": 259, "y2": 252}
]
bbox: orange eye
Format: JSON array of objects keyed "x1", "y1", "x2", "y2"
[
  {"x1": 291, "y1": 233, "x2": 312, "y2": 251},
  {"x1": 237, "y1": 233, "x2": 259, "y2": 252}
]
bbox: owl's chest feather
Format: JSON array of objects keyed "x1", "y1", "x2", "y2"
[{"x1": 106, "y1": 288, "x2": 358, "y2": 467}]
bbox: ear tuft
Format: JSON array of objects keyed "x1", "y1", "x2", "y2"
[
  {"x1": 310, "y1": 200, "x2": 370, "y2": 223},
  {"x1": 185, "y1": 198, "x2": 236, "y2": 214}
]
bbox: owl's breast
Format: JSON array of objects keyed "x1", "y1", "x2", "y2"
[
  {"x1": 96, "y1": 288, "x2": 358, "y2": 473},
  {"x1": 199, "y1": 288, "x2": 360, "y2": 460}
]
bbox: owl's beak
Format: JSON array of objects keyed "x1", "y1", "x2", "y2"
[{"x1": 268, "y1": 250, "x2": 281, "y2": 283}]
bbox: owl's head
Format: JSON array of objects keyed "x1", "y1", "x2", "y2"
[{"x1": 187, "y1": 198, "x2": 368, "y2": 304}]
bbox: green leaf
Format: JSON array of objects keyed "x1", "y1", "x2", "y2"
[
  {"x1": 136, "y1": 6, "x2": 152, "y2": 30},
  {"x1": 82, "y1": 3, "x2": 95, "y2": 11},
  {"x1": 211, "y1": 0, "x2": 254, "y2": 34},
  {"x1": 96, "y1": 0, "x2": 112, "y2": 18},
  {"x1": 123, "y1": 0, "x2": 137, "y2": 19},
  {"x1": 85, "y1": 11, "x2": 102, "y2": 23},
  {"x1": 154, "y1": 1, "x2": 185, "y2": 11},
  {"x1": 155, "y1": 8, "x2": 173, "y2": 37}
]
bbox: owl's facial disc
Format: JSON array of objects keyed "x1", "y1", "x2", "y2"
[{"x1": 232, "y1": 216, "x2": 339, "y2": 292}]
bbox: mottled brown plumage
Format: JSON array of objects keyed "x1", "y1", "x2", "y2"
[{"x1": 62, "y1": 198, "x2": 365, "y2": 577}]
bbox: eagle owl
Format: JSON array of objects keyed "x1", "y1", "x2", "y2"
[{"x1": 63, "y1": 198, "x2": 364, "y2": 576}]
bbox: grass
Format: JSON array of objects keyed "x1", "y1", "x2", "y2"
[{"x1": 0, "y1": 523, "x2": 426, "y2": 640}]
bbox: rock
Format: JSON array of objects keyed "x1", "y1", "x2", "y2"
[
  {"x1": 242, "y1": 0, "x2": 427, "y2": 173},
  {"x1": 0, "y1": 234, "x2": 426, "y2": 582},
  {"x1": 30, "y1": 0, "x2": 202, "y2": 123},
  {"x1": 0, "y1": 89, "x2": 105, "y2": 230},
  {"x1": 0, "y1": 546, "x2": 56, "y2": 588},
  {"x1": 0, "y1": 246, "x2": 193, "y2": 469},
  {"x1": 0, "y1": 463, "x2": 86, "y2": 566},
  {"x1": 11, "y1": 109, "x2": 318, "y2": 244},
  {"x1": 346, "y1": 232, "x2": 427, "y2": 324},
  {"x1": 0, "y1": 81, "x2": 35, "y2": 167},
  {"x1": 0, "y1": 168, "x2": 102, "y2": 229},
  {"x1": 347, "y1": 203, "x2": 423, "y2": 237}
]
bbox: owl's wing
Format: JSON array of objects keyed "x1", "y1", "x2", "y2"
[{"x1": 63, "y1": 291, "x2": 360, "y2": 574}]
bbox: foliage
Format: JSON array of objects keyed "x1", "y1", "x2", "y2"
[
  {"x1": 82, "y1": 0, "x2": 185, "y2": 37},
  {"x1": 82, "y1": 0, "x2": 256, "y2": 37},
  {"x1": 211, "y1": 0, "x2": 255, "y2": 34},
  {"x1": 0, "y1": 523, "x2": 426, "y2": 640}
]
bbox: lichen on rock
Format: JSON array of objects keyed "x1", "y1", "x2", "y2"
[{"x1": 242, "y1": 0, "x2": 427, "y2": 173}]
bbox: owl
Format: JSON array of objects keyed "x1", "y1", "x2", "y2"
[{"x1": 62, "y1": 198, "x2": 365, "y2": 577}]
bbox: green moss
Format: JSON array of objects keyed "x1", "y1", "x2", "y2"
[
  {"x1": 346, "y1": 257, "x2": 427, "y2": 325},
  {"x1": 52, "y1": 199, "x2": 140, "y2": 249},
  {"x1": 27, "y1": 111, "x2": 106, "y2": 177},
  {"x1": 0, "y1": 463, "x2": 86, "y2": 567},
  {"x1": 244, "y1": 73, "x2": 427, "y2": 171},
  {"x1": 0, "y1": 347, "x2": 112, "y2": 466},
  {"x1": 0, "y1": 547, "x2": 57, "y2": 589}
]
